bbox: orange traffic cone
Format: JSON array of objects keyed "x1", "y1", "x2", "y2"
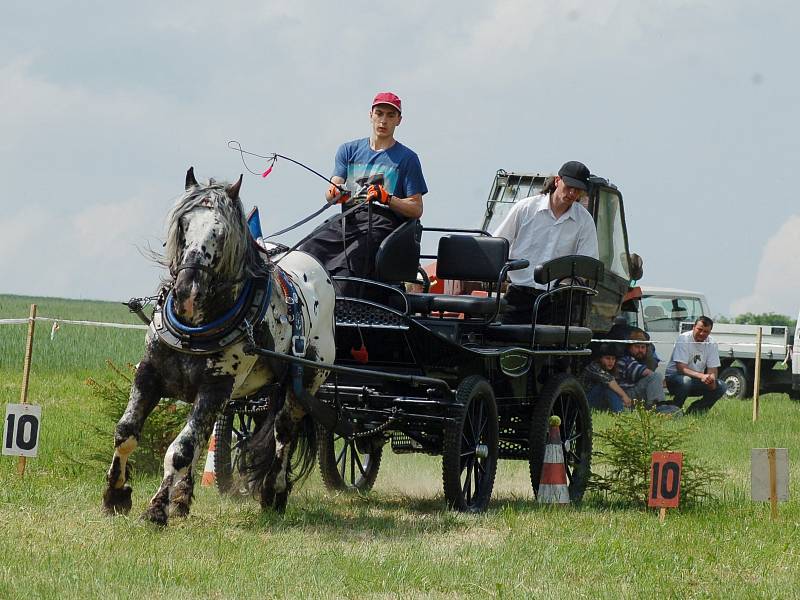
[
  {"x1": 537, "y1": 415, "x2": 570, "y2": 504},
  {"x1": 201, "y1": 426, "x2": 217, "y2": 487}
]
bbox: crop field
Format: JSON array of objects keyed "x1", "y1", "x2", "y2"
[{"x1": 1, "y1": 294, "x2": 799, "y2": 599}]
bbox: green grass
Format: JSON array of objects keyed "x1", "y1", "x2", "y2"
[{"x1": 1, "y1": 295, "x2": 799, "y2": 598}]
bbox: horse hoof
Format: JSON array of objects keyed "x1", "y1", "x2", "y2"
[
  {"x1": 141, "y1": 506, "x2": 168, "y2": 528},
  {"x1": 102, "y1": 485, "x2": 133, "y2": 515}
]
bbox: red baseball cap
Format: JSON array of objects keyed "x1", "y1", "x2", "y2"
[{"x1": 371, "y1": 92, "x2": 402, "y2": 114}]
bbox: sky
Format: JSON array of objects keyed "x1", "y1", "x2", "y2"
[{"x1": 1, "y1": 0, "x2": 798, "y2": 318}]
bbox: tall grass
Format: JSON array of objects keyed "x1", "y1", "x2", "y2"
[
  {"x1": 1, "y1": 295, "x2": 799, "y2": 598},
  {"x1": 0, "y1": 294, "x2": 146, "y2": 376}
]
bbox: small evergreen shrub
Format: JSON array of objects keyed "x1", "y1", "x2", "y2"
[
  {"x1": 82, "y1": 360, "x2": 191, "y2": 476},
  {"x1": 588, "y1": 405, "x2": 723, "y2": 507}
]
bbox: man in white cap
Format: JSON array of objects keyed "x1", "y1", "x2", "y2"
[
  {"x1": 492, "y1": 160, "x2": 599, "y2": 324},
  {"x1": 299, "y1": 92, "x2": 427, "y2": 289}
]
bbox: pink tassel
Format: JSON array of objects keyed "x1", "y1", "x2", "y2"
[{"x1": 261, "y1": 165, "x2": 273, "y2": 178}]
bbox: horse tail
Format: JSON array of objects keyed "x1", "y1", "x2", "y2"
[
  {"x1": 288, "y1": 413, "x2": 317, "y2": 484},
  {"x1": 244, "y1": 406, "x2": 318, "y2": 495},
  {"x1": 244, "y1": 411, "x2": 277, "y2": 495}
]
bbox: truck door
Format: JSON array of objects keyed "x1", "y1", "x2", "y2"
[{"x1": 588, "y1": 185, "x2": 634, "y2": 332}]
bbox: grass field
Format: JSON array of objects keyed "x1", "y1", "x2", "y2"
[{"x1": 1, "y1": 294, "x2": 799, "y2": 599}]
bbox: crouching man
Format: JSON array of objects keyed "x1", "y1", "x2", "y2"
[
  {"x1": 616, "y1": 327, "x2": 682, "y2": 415},
  {"x1": 665, "y1": 316, "x2": 725, "y2": 415}
]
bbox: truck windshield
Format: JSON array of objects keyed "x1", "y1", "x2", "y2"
[
  {"x1": 481, "y1": 172, "x2": 545, "y2": 232},
  {"x1": 642, "y1": 295, "x2": 705, "y2": 332},
  {"x1": 595, "y1": 189, "x2": 630, "y2": 281}
]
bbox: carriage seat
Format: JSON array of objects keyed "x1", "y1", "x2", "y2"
[
  {"x1": 372, "y1": 219, "x2": 434, "y2": 314},
  {"x1": 374, "y1": 219, "x2": 422, "y2": 283},
  {"x1": 407, "y1": 235, "x2": 518, "y2": 318},
  {"x1": 484, "y1": 254, "x2": 603, "y2": 347}
]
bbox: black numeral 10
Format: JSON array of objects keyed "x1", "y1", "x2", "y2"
[
  {"x1": 5, "y1": 413, "x2": 39, "y2": 451},
  {"x1": 651, "y1": 461, "x2": 680, "y2": 499}
]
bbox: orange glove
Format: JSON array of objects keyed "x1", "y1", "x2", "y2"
[
  {"x1": 327, "y1": 184, "x2": 350, "y2": 204},
  {"x1": 366, "y1": 184, "x2": 391, "y2": 205}
]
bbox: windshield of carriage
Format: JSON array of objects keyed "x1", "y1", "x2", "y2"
[
  {"x1": 641, "y1": 295, "x2": 705, "y2": 332},
  {"x1": 595, "y1": 189, "x2": 630, "y2": 280}
]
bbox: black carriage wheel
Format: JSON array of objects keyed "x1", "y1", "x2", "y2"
[
  {"x1": 214, "y1": 411, "x2": 258, "y2": 495},
  {"x1": 316, "y1": 426, "x2": 383, "y2": 493},
  {"x1": 528, "y1": 372, "x2": 592, "y2": 502},
  {"x1": 442, "y1": 375, "x2": 499, "y2": 513}
]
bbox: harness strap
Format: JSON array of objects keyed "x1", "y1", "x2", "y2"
[
  {"x1": 275, "y1": 268, "x2": 306, "y2": 358},
  {"x1": 153, "y1": 275, "x2": 272, "y2": 355}
]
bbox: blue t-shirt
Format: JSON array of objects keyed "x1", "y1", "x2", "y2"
[{"x1": 333, "y1": 138, "x2": 428, "y2": 199}]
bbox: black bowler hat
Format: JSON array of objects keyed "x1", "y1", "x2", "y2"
[{"x1": 558, "y1": 161, "x2": 590, "y2": 190}]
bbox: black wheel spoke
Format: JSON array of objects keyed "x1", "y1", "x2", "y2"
[
  {"x1": 319, "y1": 426, "x2": 383, "y2": 493},
  {"x1": 349, "y1": 441, "x2": 357, "y2": 483},
  {"x1": 353, "y1": 448, "x2": 367, "y2": 478}
]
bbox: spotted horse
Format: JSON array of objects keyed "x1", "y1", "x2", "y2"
[{"x1": 101, "y1": 168, "x2": 336, "y2": 525}]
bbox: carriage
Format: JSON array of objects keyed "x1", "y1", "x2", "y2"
[{"x1": 212, "y1": 170, "x2": 640, "y2": 512}]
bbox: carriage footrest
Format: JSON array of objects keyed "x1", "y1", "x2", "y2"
[{"x1": 391, "y1": 432, "x2": 424, "y2": 454}]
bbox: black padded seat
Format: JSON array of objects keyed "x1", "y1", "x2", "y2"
[
  {"x1": 430, "y1": 295, "x2": 493, "y2": 316},
  {"x1": 485, "y1": 324, "x2": 593, "y2": 347},
  {"x1": 429, "y1": 294, "x2": 505, "y2": 316},
  {"x1": 401, "y1": 235, "x2": 511, "y2": 318},
  {"x1": 404, "y1": 293, "x2": 434, "y2": 314},
  {"x1": 374, "y1": 219, "x2": 422, "y2": 283}
]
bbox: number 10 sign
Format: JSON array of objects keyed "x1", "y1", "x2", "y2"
[
  {"x1": 649, "y1": 451, "x2": 683, "y2": 509},
  {"x1": 3, "y1": 403, "x2": 42, "y2": 457}
]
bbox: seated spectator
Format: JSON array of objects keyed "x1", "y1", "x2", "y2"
[
  {"x1": 581, "y1": 344, "x2": 632, "y2": 413},
  {"x1": 665, "y1": 316, "x2": 725, "y2": 415},
  {"x1": 617, "y1": 328, "x2": 680, "y2": 415}
]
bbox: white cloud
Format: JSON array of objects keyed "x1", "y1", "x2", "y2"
[{"x1": 729, "y1": 216, "x2": 800, "y2": 317}]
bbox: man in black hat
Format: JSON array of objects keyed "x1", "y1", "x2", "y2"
[{"x1": 492, "y1": 160, "x2": 599, "y2": 324}]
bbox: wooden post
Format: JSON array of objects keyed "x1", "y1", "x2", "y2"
[
  {"x1": 752, "y1": 327, "x2": 763, "y2": 423},
  {"x1": 659, "y1": 507, "x2": 667, "y2": 523},
  {"x1": 17, "y1": 304, "x2": 37, "y2": 477},
  {"x1": 768, "y1": 448, "x2": 778, "y2": 520}
]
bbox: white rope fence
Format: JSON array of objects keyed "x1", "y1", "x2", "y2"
[
  {"x1": 0, "y1": 318, "x2": 788, "y2": 347},
  {"x1": 0, "y1": 317, "x2": 147, "y2": 330}
]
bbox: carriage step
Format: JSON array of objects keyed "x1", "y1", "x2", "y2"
[{"x1": 391, "y1": 432, "x2": 424, "y2": 454}]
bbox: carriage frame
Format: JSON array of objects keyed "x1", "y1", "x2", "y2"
[{"x1": 215, "y1": 171, "x2": 638, "y2": 512}]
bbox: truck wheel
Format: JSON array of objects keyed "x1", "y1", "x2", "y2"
[{"x1": 719, "y1": 367, "x2": 751, "y2": 399}]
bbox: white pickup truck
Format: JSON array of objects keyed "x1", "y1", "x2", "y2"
[{"x1": 623, "y1": 286, "x2": 798, "y2": 399}]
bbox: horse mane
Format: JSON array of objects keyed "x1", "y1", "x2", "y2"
[{"x1": 152, "y1": 179, "x2": 265, "y2": 282}]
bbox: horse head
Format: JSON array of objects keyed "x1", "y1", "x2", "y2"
[{"x1": 166, "y1": 167, "x2": 250, "y2": 324}]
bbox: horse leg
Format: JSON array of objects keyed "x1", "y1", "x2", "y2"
[
  {"x1": 102, "y1": 361, "x2": 163, "y2": 515},
  {"x1": 143, "y1": 380, "x2": 232, "y2": 526},
  {"x1": 262, "y1": 392, "x2": 306, "y2": 513}
]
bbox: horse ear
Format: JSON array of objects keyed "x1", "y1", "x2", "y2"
[
  {"x1": 185, "y1": 167, "x2": 199, "y2": 190},
  {"x1": 226, "y1": 174, "x2": 243, "y2": 200}
]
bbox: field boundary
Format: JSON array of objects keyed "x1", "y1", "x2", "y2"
[{"x1": 0, "y1": 317, "x2": 148, "y2": 330}]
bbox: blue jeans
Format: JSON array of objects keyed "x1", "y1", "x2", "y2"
[
  {"x1": 665, "y1": 374, "x2": 725, "y2": 414},
  {"x1": 587, "y1": 385, "x2": 627, "y2": 413}
]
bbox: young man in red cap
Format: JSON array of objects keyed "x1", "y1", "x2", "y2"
[
  {"x1": 299, "y1": 92, "x2": 427, "y2": 288},
  {"x1": 492, "y1": 160, "x2": 598, "y2": 324}
]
